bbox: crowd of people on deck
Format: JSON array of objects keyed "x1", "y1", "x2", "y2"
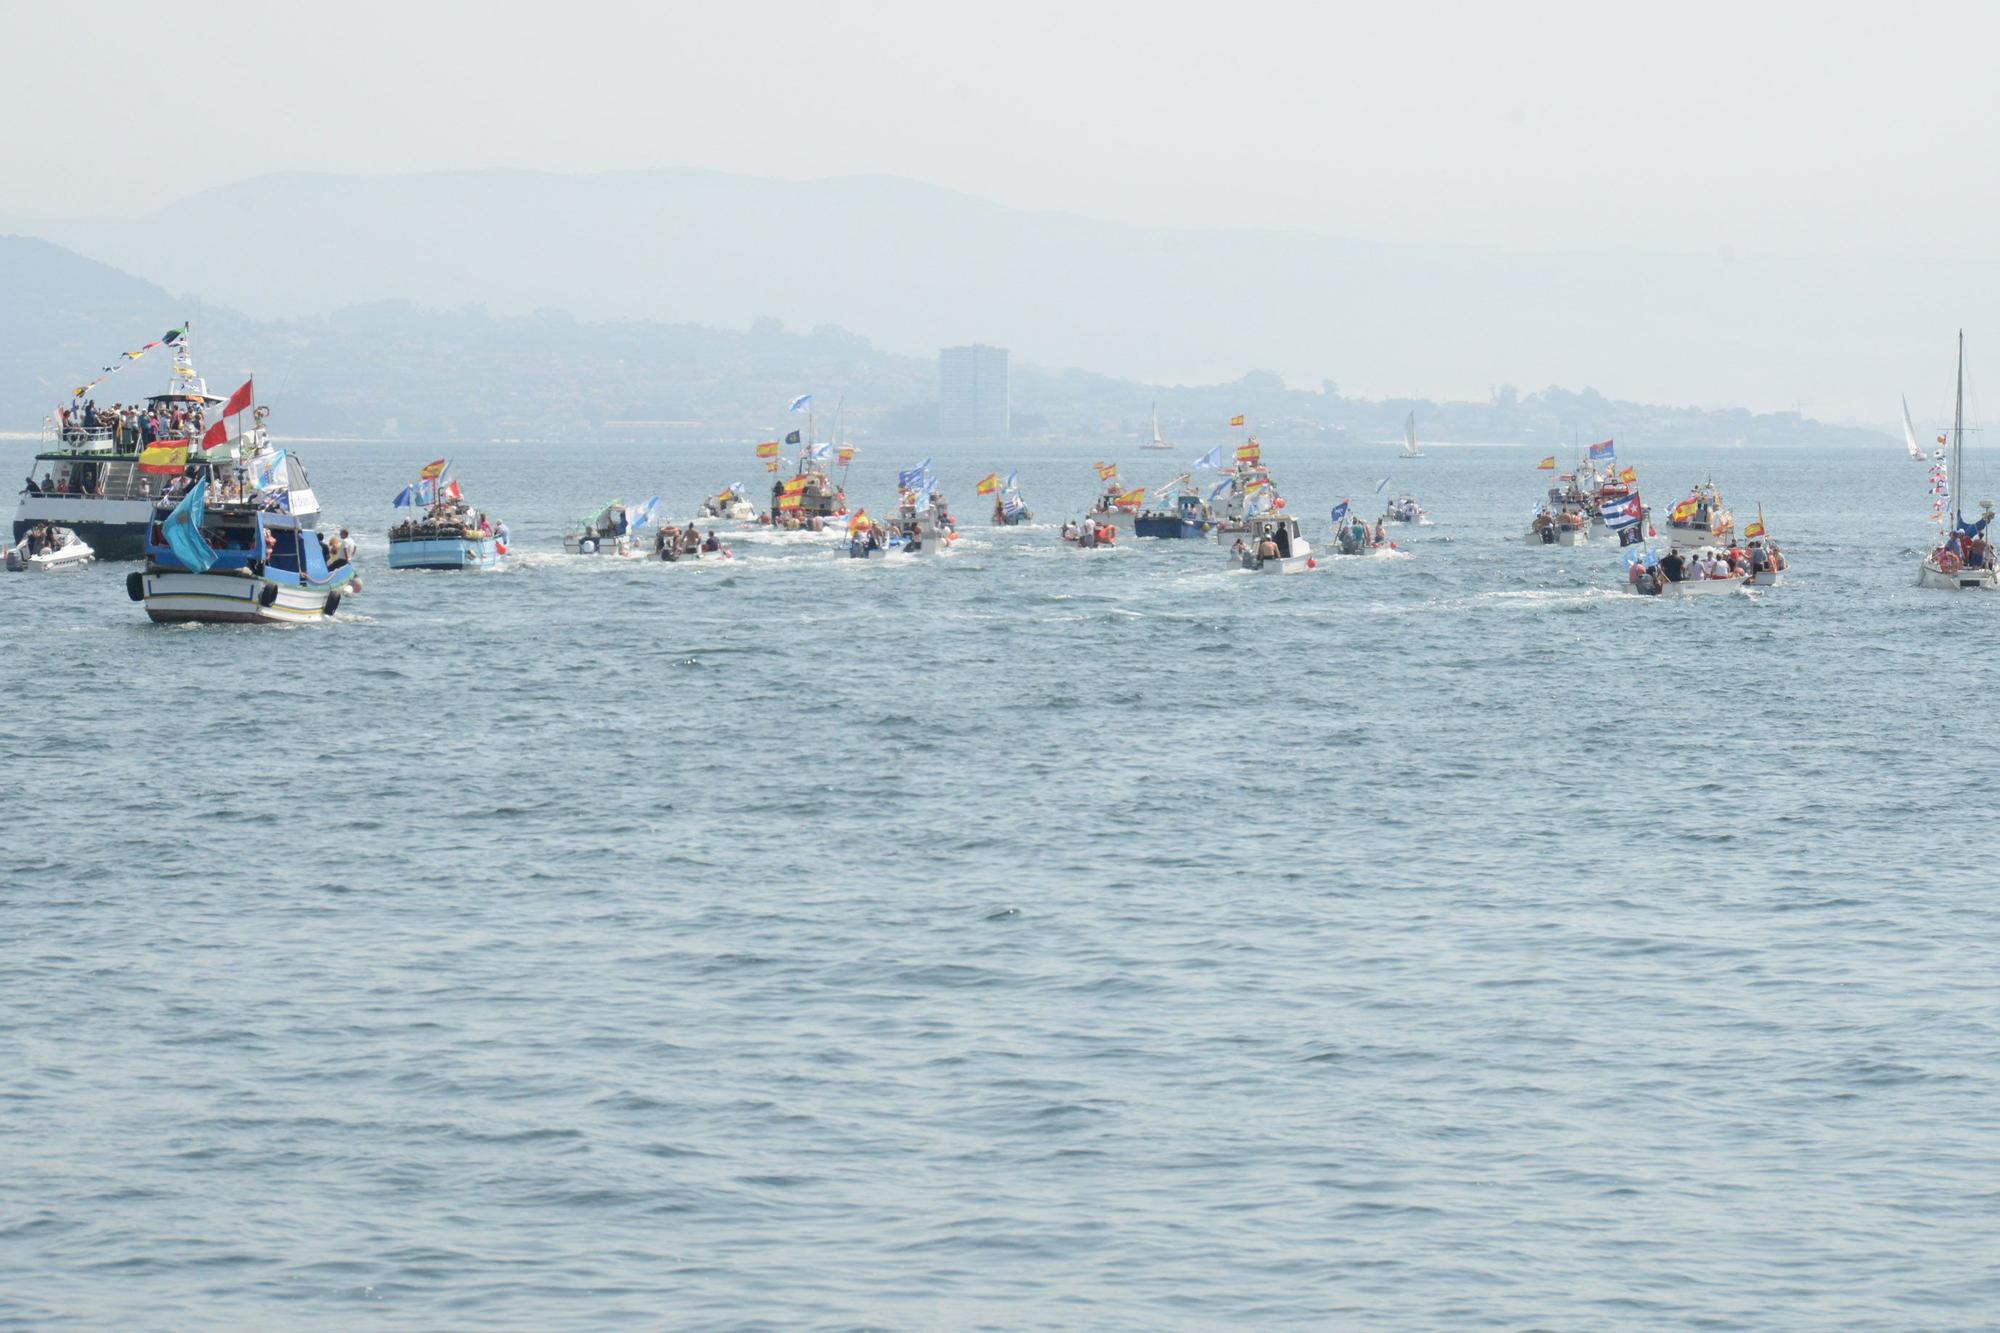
[
  {"x1": 1933, "y1": 526, "x2": 1993, "y2": 572},
  {"x1": 57, "y1": 398, "x2": 207, "y2": 451},
  {"x1": 654, "y1": 523, "x2": 724, "y2": 560},
  {"x1": 390, "y1": 500, "x2": 499, "y2": 544},
  {"x1": 1061, "y1": 517, "x2": 1116, "y2": 547},
  {"x1": 1628, "y1": 539, "x2": 1787, "y2": 591}
]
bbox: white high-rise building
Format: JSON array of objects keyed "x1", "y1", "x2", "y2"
[{"x1": 939, "y1": 345, "x2": 1010, "y2": 439}]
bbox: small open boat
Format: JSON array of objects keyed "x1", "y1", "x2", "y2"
[
  {"x1": 1229, "y1": 514, "x2": 1313, "y2": 573},
  {"x1": 5, "y1": 525, "x2": 94, "y2": 571}
]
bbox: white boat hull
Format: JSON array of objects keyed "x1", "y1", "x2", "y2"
[
  {"x1": 1919, "y1": 559, "x2": 1999, "y2": 591},
  {"x1": 6, "y1": 532, "x2": 94, "y2": 571},
  {"x1": 564, "y1": 534, "x2": 632, "y2": 556},
  {"x1": 1526, "y1": 526, "x2": 1587, "y2": 547},
  {"x1": 140, "y1": 569, "x2": 347, "y2": 624},
  {"x1": 1639, "y1": 576, "x2": 1747, "y2": 597},
  {"x1": 1232, "y1": 553, "x2": 1312, "y2": 574},
  {"x1": 1661, "y1": 521, "x2": 1732, "y2": 550}
]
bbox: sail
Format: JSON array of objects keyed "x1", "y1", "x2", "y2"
[
  {"x1": 1404, "y1": 412, "x2": 1417, "y2": 450},
  {"x1": 1902, "y1": 395, "x2": 1925, "y2": 460},
  {"x1": 1152, "y1": 403, "x2": 1165, "y2": 446}
]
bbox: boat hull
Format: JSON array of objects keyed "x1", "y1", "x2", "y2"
[
  {"x1": 1232, "y1": 553, "x2": 1311, "y2": 574},
  {"x1": 1918, "y1": 560, "x2": 1999, "y2": 590},
  {"x1": 1133, "y1": 516, "x2": 1209, "y2": 539},
  {"x1": 12, "y1": 493, "x2": 320, "y2": 562},
  {"x1": 1634, "y1": 576, "x2": 1746, "y2": 596},
  {"x1": 1526, "y1": 526, "x2": 1587, "y2": 547},
  {"x1": 1661, "y1": 521, "x2": 1731, "y2": 550},
  {"x1": 141, "y1": 569, "x2": 346, "y2": 624},
  {"x1": 564, "y1": 534, "x2": 632, "y2": 556},
  {"x1": 388, "y1": 536, "x2": 498, "y2": 570}
]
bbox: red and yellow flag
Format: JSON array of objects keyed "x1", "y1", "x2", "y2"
[
  {"x1": 419, "y1": 458, "x2": 450, "y2": 480},
  {"x1": 976, "y1": 472, "x2": 1000, "y2": 495},
  {"x1": 1536, "y1": 456, "x2": 1556, "y2": 470},
  {"x1": 1094, "y1": 461, "x2": 1118, "y2": 481},
  {"x1": 836, "y1": 446, "x2": 854, "y2": 466},
  {"x1": 137, "y1": 444, "x2": 187, "y2": 475},
  {"x1": 1229, "y1": 414, "x2": 1246, "y2": 427},
  {"x1": 755, "y1": 441, "x2": 781, "y2": 459},
  {"x1": 1744, "y1": 506, "x2": 1766, "y2": 539},
  {"x1": 1235, "y1": 442, "x2": 1261, "y2": 462},
  {"x1": 1669, "y1": 498, "x2": 1697, "y2": 523},
  {"x1": 765, "y1": 460, "x2": 779, "y2": 472},
  {"x1": 1114, "y1": 487, "x2": 1146, "y2": 507},
  {"x1": 1619, "y1": 466, "x2": 1637, "y2": 484}
]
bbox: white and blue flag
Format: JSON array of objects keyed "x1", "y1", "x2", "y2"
[
  {"x1": 898, "y1": 458, "x2": 933, "y2": 490},
  {"x1": 1374, "y1": 476, "x2": 1391, "y2": 494},
  {"x1": 788, "y1": 394, "x2": 813, "y2": 413},
  {"x1": 1190, "y1": 445, "x2": 1225, "y2": 472},
  {"x1": 1330, "y1": 499, "x2": 1350, "y2": 525}
]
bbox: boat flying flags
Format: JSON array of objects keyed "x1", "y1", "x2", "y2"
[
  {"x1": 755, "y1": 441, "x2": 781, "y2": 459},
  {"x1": 1536, "y1": 456, "x2": 1556, "y2": 470},
  {"x1": 161, "y1": 477, "x2": 217, "y2": 573},
  {"x1": 1191, "y1": 445, "x2": 1225, "y2": 471},
  {"x1": 976, "y1": 473, "x2": 1000, "y2": 495},
  {"x1": 419, "y1": 458, "x2": 450, "y2": 481},
  {"x1": 1587, "y1": 439, "x2": 1615, "y2": 460},
  {"x1": 788, "y1": 394, "x2": 813, "y2": 413},
  {"x1": 1229, "y1": 414, "x2": 1246, "y2": 427}
]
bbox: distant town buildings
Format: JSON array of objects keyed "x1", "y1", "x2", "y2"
[{"x1": 939, "y1": 344, "x2": 1010, "y2": 439}]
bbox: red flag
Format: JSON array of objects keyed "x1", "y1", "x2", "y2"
[
  {"x1": 443, "y1": 479, "x2": 462, "y2": 499},
  {"x1": 200, "y1": 419, "x2": 228, "y2": 450},
  {"x1": 222, "y1": 378, "x2": 253, "y2": 417}
]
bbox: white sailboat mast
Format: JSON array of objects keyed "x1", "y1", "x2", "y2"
[{"x1": 1954, "y1": 330, "x2": 1965, "y2": 529}]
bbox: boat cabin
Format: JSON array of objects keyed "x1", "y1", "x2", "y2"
[{"x1": 147, "y1": 504, "x2": 339, "y2": 582}]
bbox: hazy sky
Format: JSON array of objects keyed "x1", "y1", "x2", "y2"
[{"x1": 3, "y1": 0, "x2": 1990, "y2": 260}]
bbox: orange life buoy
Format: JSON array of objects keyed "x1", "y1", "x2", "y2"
[{"x1": 1939, "y1": 550, "x2": 1963, "y2": 574}]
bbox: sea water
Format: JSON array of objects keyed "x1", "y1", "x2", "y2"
[{"x1": 3, "y1": 437, "x2": 1996, "y2": 1327}]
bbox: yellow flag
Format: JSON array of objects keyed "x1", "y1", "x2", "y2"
[
  {"x1": 1229, "y1": 414, "x2": 1246, "y2": 427},
  {"x1": 976, "y1": 472, "x2": 1000, "y2": 495},
  {"x1": 1536, "y1": 456, "x2": 1556, "y2": 470},
  {"x1": 1619, "y1": 466, "x2": 1637, "y2": 484}
]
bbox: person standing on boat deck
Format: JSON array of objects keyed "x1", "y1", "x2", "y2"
[
  {"x1": 1659, "y1": 548, "x2": 1684, "y2": 583},
  {"x1": 339, "y1": 529, "x2": 356, "y2": 564}
]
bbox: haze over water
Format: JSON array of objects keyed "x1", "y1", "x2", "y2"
[{"x1": 5, "y1": 437, "x2": 1994, "y2": 1326}]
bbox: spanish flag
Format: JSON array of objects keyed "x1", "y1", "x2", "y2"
[
  {"x1": 1094, "y1": 461, "x2": 1118, "y2": 480},
  {"x1": 765, "y1": 460, "x2": 780, "y2": 472},
  {"x1": 1744, "y1": 506, "x2": 1766, "y2": 539},
  {"x1": 1669, "y1": 498, "x2": 1697, "y2": 523},
  {"x1": 419, "y1": 458, "x2": 450, "y2": 480},
  {"x1": 976, "y1": 472, "x2": 1000, "y2": 495},
  {"x1": 848, "y1": 509, "x2": 872, "y2": 531},
  {"x1": 1536, "y1": 456, "x2": 1556, "y2": 470},
  {"x1": 1619, "y1": 466, "x2": 1637, "y2": 484},
  {"x1": 1235, "y1": 442, "x2": 1261, "y2": 462},
  {"x1": 755, "y1": 441, "x2": 781, "y2": 459},
  {"x1": 138, "y1": 444, "x2": 188, "y2": 475},
  {"x1": 836, "y1": 446, "x2": 855, "y2": 466},
  {"x1": 1229, "y1": 414, "x2": 1246, "y2": 427},
  {"x1": 1115, "y1": 487, "x2": 1146, "y2": 507}
]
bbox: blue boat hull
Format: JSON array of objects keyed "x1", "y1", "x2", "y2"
[
  {"x1": 389, "y1": 536, "x2": 498, "y2": 570},
  {"x1": 1133, "y1": 516, "x2": 1208, "y2": 539}
]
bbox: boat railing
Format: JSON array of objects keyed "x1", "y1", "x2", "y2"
[{"x1": 41, "y1": 424, "x2": 119, "y2": 453}]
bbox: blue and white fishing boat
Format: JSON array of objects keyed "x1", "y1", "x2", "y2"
[
  {"x1": 387, "y1": 463, "x2": 501, "y2": 570},
  {"x1": 130, "y1": 474, "x2": 357, "y2": 624},
  {"x1": 1133, "y1": 485, "x2": 1215, "y2": 539}
]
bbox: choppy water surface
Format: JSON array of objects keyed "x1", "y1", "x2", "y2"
[{"x1": 4, "y1": 436, "x2": 1997, "y2": 1328}]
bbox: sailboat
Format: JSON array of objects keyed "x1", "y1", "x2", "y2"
[
  {"x1": 1400, "y1": 411, "x2": 1424, "y2": 458},
  {"x1": 1918, "y1": 332, "x2": 1999, "y2": 590},
  {"x1": 1142, "y1": 402, "x2": 1173, "y2": 450},
  {"x1": 1901, "y1": 395, "x2": 1927, "y2": 461}
]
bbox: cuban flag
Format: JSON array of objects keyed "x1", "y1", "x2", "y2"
[
  {"x1": 1588, "y1": 439, "x2": 1616, "y2": 461},
  {"x1": 788, "y1": 394, "x2": 813, "y2": 413},
  {"x1": 1600, "y1": 492, "x2": 1643, "y2": 529},
  {"x1": 1330, "y1": 499, "x2": 1350, "y2": 525}
]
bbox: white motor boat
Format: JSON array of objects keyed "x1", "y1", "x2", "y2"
[
  {"x1": 1527, "y1": 509, "x2": 1588, "y2": 546},
  {"x1": 5, "y1": 526, "x2": 94, "y2": 571},
  {"x1": 890, "y1": 496, "x2": 957, "y2": 556},
  {"x1": 1384, "y1": 496, "x2": 1426, "y2": 524},
  {"x1": 1230, "y1": 514, "x2": 1313, "y2": 573}
]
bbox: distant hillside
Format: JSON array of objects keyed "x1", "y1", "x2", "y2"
[
  {"x1": 0, "y1": 235, "x2": 1891, "y2": 453},
  {"x1": 6, "y1": 168, "x2": 1960, "y2": 420}
]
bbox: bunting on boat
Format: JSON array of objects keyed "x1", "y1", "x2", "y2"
[{"x1": 68, "y1": 327, "x2": 187, "y2": 400}]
